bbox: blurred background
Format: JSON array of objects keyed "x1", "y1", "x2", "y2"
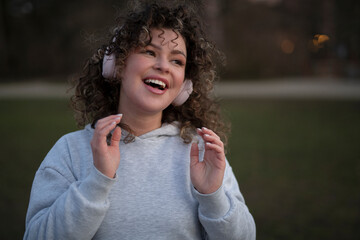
[
  {"x1": 1, "y1": 0, "x2": 360, "y2": 80},
  {"x1": 1, "y1": 0, "x2": 360, "y2": 239}
]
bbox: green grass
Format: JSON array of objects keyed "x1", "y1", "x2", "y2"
[
  {"x1": 223, "y1": 100, "x2": 360, "y2": 240},
  {"x1": 0, "y1": 99, "x2": 77, "y2": 239},
  {"x1": 0, "y1": 99, "x2": 359, "y2": 239}
]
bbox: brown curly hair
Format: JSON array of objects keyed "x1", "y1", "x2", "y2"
[{"x1": 71, "y1": 1, "x2": 229, "y2": 145}]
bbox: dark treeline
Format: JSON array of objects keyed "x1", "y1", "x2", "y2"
[{"x1": 0, "y1": 0, "x2": 359, "y2": 81}]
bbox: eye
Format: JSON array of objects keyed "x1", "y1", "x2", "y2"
[
  {"x1": 143, "y1": 50, "x2": 155, "y2": 56},
  {"x1": 172, "y1": 59, "x2": 185, "y2": 66}
]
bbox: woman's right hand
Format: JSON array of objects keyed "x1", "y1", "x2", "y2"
[{"x1": 90, "y1": 114, "x2": 123, "y2": 178}]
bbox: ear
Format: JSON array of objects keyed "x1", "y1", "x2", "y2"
[
  {"x1": 172, "y1": 79, "x2": 193, "y2": 106},
  {"x1": 102, "y1": 53, "x2": 117, "y2": 80}
]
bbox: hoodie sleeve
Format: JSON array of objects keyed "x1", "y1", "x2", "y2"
[
  {"x1": 193, "y1": 160, "x2": 256, "y2": 240},
  {"x1": 24, "y1": 136, "x2": 116, "y2": 240}
]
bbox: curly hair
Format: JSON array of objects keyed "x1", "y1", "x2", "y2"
[{"x1": 71, "y1": 1, "x2": 229, "y2": 145}]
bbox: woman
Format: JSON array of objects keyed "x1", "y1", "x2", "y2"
[{"x1": 24, "y1": 2, "x2": 255, "y2": 239}]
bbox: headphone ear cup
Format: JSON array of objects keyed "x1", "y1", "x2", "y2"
[
  {"x1": 172, "y1": 80, "x2": 193, "y2": 106},
  {"x1": 102, "y1": 53, "x2": 117, "y2": 79}
]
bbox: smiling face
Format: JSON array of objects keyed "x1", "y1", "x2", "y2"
[{"x1": 118, "y1": 28, "x2": 187, "y2": 117}]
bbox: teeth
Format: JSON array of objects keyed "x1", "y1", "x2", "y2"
[{"x1": 144, "y1": 79, "x2": 166, "y2": 89}]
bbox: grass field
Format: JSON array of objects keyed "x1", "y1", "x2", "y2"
[{"x1": 0, "y1": 98, "x2": 359, "y2": 239}]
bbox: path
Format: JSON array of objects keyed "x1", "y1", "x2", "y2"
[{"x1": 1, "y1": 78, "x2": 360, "y2": 100}]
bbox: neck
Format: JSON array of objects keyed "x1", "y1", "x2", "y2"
[{"x1": 117, "y1": 106, "x2": 162, "y2": 136}]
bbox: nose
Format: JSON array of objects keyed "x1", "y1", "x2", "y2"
[{"x1": 154, "y1": 57, "x2": 169, "y2": 73}]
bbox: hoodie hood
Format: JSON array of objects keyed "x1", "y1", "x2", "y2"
[
  {"x1": 85, "y1": 121, "x2": 181, "y2": 142},
  {"x1": 129, "y1": 122, "x2": 181, "y2": 140}
]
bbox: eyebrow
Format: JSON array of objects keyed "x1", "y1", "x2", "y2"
[{"x1": 148, "y1": 43, "x2": 187, "y2": 58}]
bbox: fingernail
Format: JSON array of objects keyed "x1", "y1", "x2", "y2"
[
  {"x1": 202, "y1": 127, "x2": 208, "y2": 130},
  {"x1": 111, "y1": 121, "x2": 116, "y2": 125},
  {"x1": 197, "y1": 128, "x2": 202, "y2": 131},
  {"x1": 204, "y1": 134, "x2": 210, "y2": 137},
  {"x1": 115, "y1": 117, "x2": 121, "y2": 121},
  {"x1": 117, "y1": 113, "x2": 123, "y2": 117},
  {"x1": 206, "y1": 142, "x2": 211, "y2": 145}
]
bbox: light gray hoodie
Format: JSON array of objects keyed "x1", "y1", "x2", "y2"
[{"x1": 24, "y1": 122, "x2": 255, "y2": 240}]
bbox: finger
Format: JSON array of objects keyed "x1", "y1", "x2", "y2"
[
  {"x1": 205, "y1": 142, "x2": 224, "y2": 154},
  {"x1": 110, "y1": 126, "x2": 122, "y2": 147},
  {"x1": 95, "y1": 117, "x2": 122, "y2": 139},
  {"x1": 202, "y1": 134, "x2": 224, "y2": 148},
  {"x1": 96, "y1": 114, "x2": 122, "y2": 131},
  {"x1": 96, "y1": 118, "x2": 119, "y2": 132},
  {"x1": 95, "y1": 114, "x2": 123, "y2": 130},
  {"x1": 202, "y1": 133, "x2": 217, "y2": 143},
  {"x1": 96, "y1": 114, "x2": 121, "y2": 125},
  {"x1": 200, "y1": 127, "x2": 220, "y2": 140},
  {"x1": 92, "y1": 121, "x2": 117, "y2": 147},
  {"x1": 190, "y1": 142, "x2": 200, "y2": 167},
  {"x1": 91, "y1": 115, "x2": 121, "y2": 150},
  {"x1": 196, "y1": 128, "x2": 205, "y2": 140}
]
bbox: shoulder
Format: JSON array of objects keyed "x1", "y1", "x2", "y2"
[
  {"x1": 51, "y1": 126, "x2": 92, "y2": 152},
  {"x1": 62, "y1": 125, "x2": 93, "y2": 145},
  {"x1": 39, "y1": 125, "x2": 93, "y2": 171}
]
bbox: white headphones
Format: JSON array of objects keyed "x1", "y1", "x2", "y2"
[
  {"x1": 102, "y1": 52, "x2": 193, "y2": 106},
  {"x1": 102, "y1": 53, "x2": 117, "y2": 80}
]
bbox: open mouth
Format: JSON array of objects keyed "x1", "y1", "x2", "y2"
[{"x1": 144, "y1": 79, "x2": 167, "y2": 91}]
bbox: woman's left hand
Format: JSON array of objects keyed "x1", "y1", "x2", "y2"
[{"x1": 190, "y1": 127, "x2": 226, "y2": 194}]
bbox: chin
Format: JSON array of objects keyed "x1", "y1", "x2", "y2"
[{"x1": 140, "y1": 100, "x2": 171, "y2": 113}]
